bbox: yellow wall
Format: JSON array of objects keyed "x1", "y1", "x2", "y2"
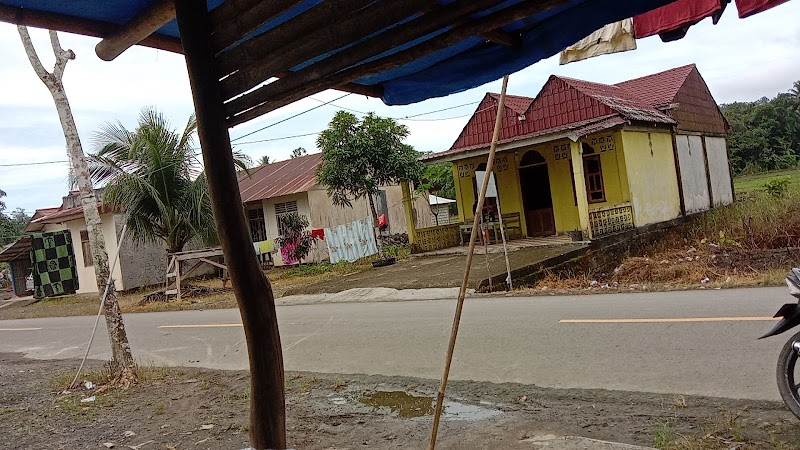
[
  {"x1": 449, "y1": 131, "x2": 636, "y2": 234},
  {"x1": 453, "y1": 152, "x2": 526, "y2": 230},
  {"x1": 621, "y1": 131, "x2": 681, "y2": 226}
]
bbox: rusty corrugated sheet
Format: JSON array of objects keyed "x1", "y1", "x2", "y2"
[{"x1": 237, "y1": 153, "x2": 323, "y2": 203}]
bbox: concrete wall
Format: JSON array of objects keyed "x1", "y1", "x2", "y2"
[
  {"x1": 43, "y1": 213, "x2": 124, "y2": 294},
  {"x1": 115, "y1": 214, "x2": 169, "y2": 291},
  {"x1": 622, "y1": 131, "x2": 682, "y2": 226},
  {"x1": 675, "y1": 134, "x2": 711, "y2": 214},
  {"x1": 705, "y1": 136, "x2": 734, "y2": 206}
]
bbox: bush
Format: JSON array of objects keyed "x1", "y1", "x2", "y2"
[
  {"x1": 763, "y1": 176, "x2": 791, "y2": 198},
  {"x1": 274, "y1": 213, "x2": 314, "y2": 264}
]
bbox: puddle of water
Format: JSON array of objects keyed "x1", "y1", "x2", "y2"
[{"x1": 359, "y1": 391, "x2": 502, "y2": 421}]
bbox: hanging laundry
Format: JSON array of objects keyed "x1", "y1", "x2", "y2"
[
  {"x1": 634, "y1": 0, "x2": 727, "y2": 42},
  {"x1": 310, "y1": 229, "x2": 325, "y2": 240},
  {"x1": 252, "y1": 242, "x2": 260, "y2": 255},
  {"x1": 559, "y1": 19, "x2": 637, "y2": 65},
  {"x1": 280, "y1": 241, "x2": 298, "y2": 265},
  {"x1": 324, "y1": 217, "x2": 379, "y2": 264},
  {"x1": 30, "y1": 230, "x2": 79, "y2": 299},
  {"x1": 259, "y1": 239, "x2": 275, "y2": 254},
  {"x1": 735, "y1": 0, "x2": 790, "y2": 17}
]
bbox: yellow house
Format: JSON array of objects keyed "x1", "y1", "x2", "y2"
[{"x1": 423, "y1": 64, "x2": 733, "y2": 240}]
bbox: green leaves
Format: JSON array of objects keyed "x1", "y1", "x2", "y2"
[
  {"x1": 88, "y1": 108, "x2": 223, "y2": 254},
  {"x1": 316, "y1": 111, "x2": 423, "y2": 211}
]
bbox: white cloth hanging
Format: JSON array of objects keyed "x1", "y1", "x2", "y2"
[{"x1": 559, "y1": 18, "x2": 637, "y2": 65}]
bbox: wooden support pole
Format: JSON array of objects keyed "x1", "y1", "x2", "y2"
[
  {"x1": 95, "y1": 0, "x2": 176, "y2": 61},
  {"x1": 427, "y1": 74, "x2": 509, "y2": 450},
  {"x1": 401, "y1": 180, "x2": 417, "y2": 247},
  {"x1": 174, "y1": 0, "x2": 286, "y2": 448},
  {"x1": 175, "y1": 258, "x2": 181, "y2": 302}
]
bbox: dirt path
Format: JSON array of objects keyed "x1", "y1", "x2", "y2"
[{"x1": 0, "y1": 353, "x2": 797, "y2": 449}]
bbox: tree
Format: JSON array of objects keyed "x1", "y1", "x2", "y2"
[
  {"x1": 273, "y1": 213, "x2": 314, "y2": 265},
  {"x1": 88, "y1": 107, "x2": 246, "y2": 255},
  {"x1": 290, "y1": 147, "x2": 307, "y2": 159},
  {"x1": 259, "y1": 154, "x2": 271, "y2": 165},
  {"x1": 18, "y1": 26, "x2": 135, "y2": 378},
  {"x1": 317, "y1": 112, "x2": 423, "y2": 234},
  {"x1": 417, "y1": 162, "x2": 457, "y2": 224}
]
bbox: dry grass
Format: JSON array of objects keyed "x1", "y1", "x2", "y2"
[{"x1": 525, "y1": 189, "x2": 800, "y2": 293}]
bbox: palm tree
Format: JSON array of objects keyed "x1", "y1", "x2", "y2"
[
  {"x1": 259, "y1": 154, "x2": 271, "y2": 165},
  {"x1": 89, "y1": 107, "x2": 248, "y2": 254},
  {"x1": 791, "y1": 81, "x2": 800, "y2": 112}
]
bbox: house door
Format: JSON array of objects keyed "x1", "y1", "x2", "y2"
[{"x1": 519, "y1": 150, "x2": 556, "y2": 237}]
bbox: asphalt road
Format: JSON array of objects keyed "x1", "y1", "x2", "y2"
[{"x1": 0, "y1": 287, "x2": 794, "y2": 401}]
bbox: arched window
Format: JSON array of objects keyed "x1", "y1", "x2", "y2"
[{"x1": 519, "y1": 150, "x2": 546, "y2": 167}]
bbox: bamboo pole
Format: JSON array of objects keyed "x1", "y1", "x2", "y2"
[
  {"x1": 494, "y1": 198, "x2": 513, "y2": 290},
  {"x1": 427, "y1": 74, "x2": 509, "y2": 450}
]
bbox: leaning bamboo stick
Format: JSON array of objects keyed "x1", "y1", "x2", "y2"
[{"x1": 427, "y1": 74, "x2": 509, "y2": 450}]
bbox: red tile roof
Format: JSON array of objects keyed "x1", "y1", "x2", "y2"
[
  {"x1": 237, "y1": 153, "x2": 323, "y2": 203},
  {"x1": 614, "y1": 64, "x2": 696, "y2": 107},
  {"x1": 428, "y1": 65, "x2": 705, "y2": 161}
]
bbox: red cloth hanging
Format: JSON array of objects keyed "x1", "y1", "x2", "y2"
[
  {"x1": 735, "y1": 0, "x2": 790, "y2": 17},
  {"x1": 311, "y1": 228, "x2": 325, "y2": 240},
  {"x1": 634, "y1": 0, "x2": 725, "y2": 39},
  {"x1": 377, "y1": 214, "x2": 389, "y2": 231}
]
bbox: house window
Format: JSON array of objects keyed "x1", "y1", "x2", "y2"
[
  {"x1": 583, "y1": 154, "x2": 605, "y2": 203},
  {"x1": 80, "y1": 230, "x2": 93, "y2": 267},
  {"x1": 247, "y1": 208, "x2": 267, "y2": 242},
  {"x1": 275, "y1": 200, "x2": 299, "y2": 237}
]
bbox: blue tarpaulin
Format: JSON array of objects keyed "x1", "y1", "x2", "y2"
[{"x1": 0, "y1": 0, "x2": 675, "y2": 106}]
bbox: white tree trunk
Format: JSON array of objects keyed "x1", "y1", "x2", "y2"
[{"x1": 18, "y1": 26, "x2": 134, "y2": 371}]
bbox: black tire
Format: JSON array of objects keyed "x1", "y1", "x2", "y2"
[{"x1": 776, "y1": 330, "x2": 800, "y2": 420}]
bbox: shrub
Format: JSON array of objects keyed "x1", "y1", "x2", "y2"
[
  {"x1": 274, "y1": 213, "x2": 315, "y2": 264},
  {"x1": 763, "y1": 176, "x2": 791, "y2": 198}
]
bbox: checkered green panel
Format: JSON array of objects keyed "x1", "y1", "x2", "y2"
[{"x1": 30, "y1": 230, "x2": 79, "y2": 299}]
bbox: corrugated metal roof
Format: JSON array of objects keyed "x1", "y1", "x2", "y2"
[
  {"x1": 0, "y1": 235, "x2": 30, "y2": 262},
  {"x1": 237, "y1": 153, "x2": 323, "y2": 203},
  {"x1": 27, "y1": 203, "x2": 113, "y2": 227}
]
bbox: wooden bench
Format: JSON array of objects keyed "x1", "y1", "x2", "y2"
[{"x1": 501, "y1": 212, "x2": 523, "y2": 240}]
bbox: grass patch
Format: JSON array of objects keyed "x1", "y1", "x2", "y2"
[{"x1": 734, "y1": 168, "x2": 800, "y2": 195}]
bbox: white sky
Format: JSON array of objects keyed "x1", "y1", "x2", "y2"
[{"x1": 1, "y1": 2, "x2": 799, "y2": 214}]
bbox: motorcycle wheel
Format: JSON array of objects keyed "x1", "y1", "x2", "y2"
[{"x1": 776, "y1": 330, "x2": 800, "y2": 420}]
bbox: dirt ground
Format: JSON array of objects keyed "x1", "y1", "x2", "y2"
[
  {"x1": 0, "y1": 352, "x2": 797, "y2": 450},
  {"x1": 285, "y1": 244, "x2": 583, "y2": 295}
]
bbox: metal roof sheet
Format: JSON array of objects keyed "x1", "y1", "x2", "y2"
[{"x1": 237, "y1": 153, "x2": 322, "y2": 203}]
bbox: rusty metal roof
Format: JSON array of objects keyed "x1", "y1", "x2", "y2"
[
  {"x1": 237, "y1": 153, "x2": 323, "y2": 203},
  {"x1": 0, "y1": 235, "x2": 31, "y2": 263}
]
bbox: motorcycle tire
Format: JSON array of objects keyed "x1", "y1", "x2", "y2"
[{"x1": 776, "y1": 330, "x2": 800, "y2": 420}]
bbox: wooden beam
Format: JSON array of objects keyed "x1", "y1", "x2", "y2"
[
  {"x1": 215, "y1": 0, "x2": 372, "y2": 79},
  {"x1": 481, "y1": 29, "x2": 521, "y2": 47},
  {"x1": 209, "y1": 0, "x2": 303, "y2": 54},
  {"x1": 174, "y1": 0, "x2": 286, "y2": 448},
  {"x1": 228, "y1": 0, "x2": 560, "y2": 125},
  {"x1": 0, "y1": 4, "x2": 183, "y2": 54},
  {"x1": 95, "y1": 0, "x2": 176, "y2": 61},
  {"x1": 219, "y1": 0, "x2": 426, "y2": 100},
  {"x1": 224, "y1": 0, "x2": 509, "y2": 118},
  {"x1": 273, "y1": 71, "x2": 384, "y2": 98}
]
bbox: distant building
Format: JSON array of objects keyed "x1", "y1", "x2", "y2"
[
  {"x1": 237, "y1": 153, "x2": 434, "y2": 265},
  {"x1": 0, "y1": 190, "x2": 167, "y2": 296},
  {"x1": 428, "y1": 195, "x2": 456, "y2": 226},
  {"x1": 423, "y1": 64, "x2": 733, "y2": 239}
]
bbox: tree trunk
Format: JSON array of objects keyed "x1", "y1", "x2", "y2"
[
  {"x1": 17, "y1": 26, "x2": 135, "y2": 373},
  {"x1": 174, "y1": 1, "x2": 286, "y2": 447}
]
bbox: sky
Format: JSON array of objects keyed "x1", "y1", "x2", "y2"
[{"x1": 1, "y1": 2, "x2": 799, "y2": 215}]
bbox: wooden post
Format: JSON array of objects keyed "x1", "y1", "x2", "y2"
[
  {"x1": 401, "y1": 180, "x2": 417, "y2": 246},
  {"x1": 175, "y1": 259, "x2": 181, "y2": 302},
  {"x1": 427, "y1": 75, "x2": 509, "y2": 450},
  {"x1": 570, "y1": 140, "x2": 591, "y2": 239},
  {"x1": 174, "y1": 0, "x2": 286, "y2": 448}
]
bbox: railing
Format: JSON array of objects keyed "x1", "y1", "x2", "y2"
[
  {"x1": 589, "y1": 203, "x2": 634, "y2": 238},
  {"x1": 414, "y1": 224, "x2": 461, "y2": 253}
]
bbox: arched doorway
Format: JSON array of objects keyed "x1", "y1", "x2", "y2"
[{"x1": 519, "y1": 150, "x2": 555, "y2": 237}]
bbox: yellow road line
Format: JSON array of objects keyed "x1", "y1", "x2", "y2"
[
  {"x1": 0, "y1": 327, "x2": 42, "y2": 331},
  {"x1": 158, "y1": 323, "x2": 242, "y2": 329},
  {"x1": 560, "y1": 316, "x2": 778, "y2": 324}
]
